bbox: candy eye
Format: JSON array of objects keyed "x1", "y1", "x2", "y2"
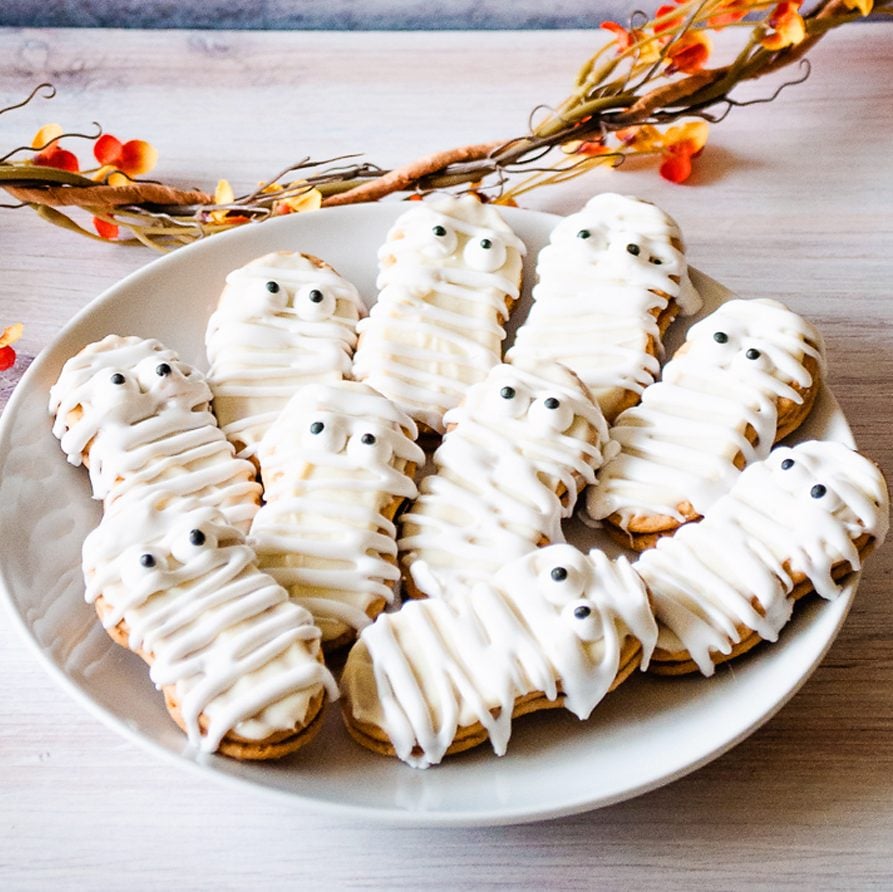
[
  {"x1": 811, "y1": 484, "x2": 827, "y2": 499},
  {"x1": 347, "y1": 428, "x2": 391, "y2": 463},
  {"x1": 189, "y1": 529, "x2": 206, "y2": 546},
  {"x1": 170, "y1": 523, "x2": 219, "y2": 563},
  {"x1": 266, "y1": 281, "x2": 280, "y2": 294},
  {"x1": 576, "y1": 229, "x2": 591, "y2": 240},
  {"x1": 111, "y1": 373, "x2": 126, "y2": 385},
  {"x1": 713, "y1": 332, "x2": 729, "y2": 344},
  {"x1": 527, "y1": 395, "x2": 575, "y2": 433},
  {"x1": 562, "y1": 599, "x2": 604, "y2": 643},
  {"x1": 121, "y1": 547, "x2": 169, "y2": 588},
  {"x1": 539, "y1": 562, "x2": 585, "y2": 604},
  {"x1": 416, "y1": 219, "x2": 457, "y2": 257},
  {"x1": 745, "y1": 348, "x2": 761, "y2": 360},
  {"x1": 303, "y1": 416, "x2": 347, "y2": 453},
  {"x1": 649, "y1": 256, "x2": 663, "y2": 265},
  {"x1": 487, "y1": 380, "x2": 530, "y2": 418},
  {"x1": 781, "y1": 458, "x2": 795, "y2": 470},
  {"x1": 626, "y1": 243, "x2": 641, "y2": 256},
  {"x1": 464, "y1": 232, "x2": 507, "y2": 272},
  {"x1": 139, "y1": 553, "x2": 156, "y2": 568},
  {"x1": 155, "y1": 363, "x2": 172, "y2": 377},
  {"x1": 294, "y1": 284, "x2": 336, "y2": 321}
]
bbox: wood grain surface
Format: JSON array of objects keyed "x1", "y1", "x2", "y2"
[{"x1": 0, "y1": 25, "x2": 891, "y2": 889}]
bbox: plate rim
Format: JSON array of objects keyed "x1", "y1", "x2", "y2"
[{"x1": 0, "y1": 201, "x2": 859, "y2": 826}]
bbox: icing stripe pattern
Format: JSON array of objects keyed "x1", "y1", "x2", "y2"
[
  {"x1": 507, "y1": 192, "x2": 702, "y2": 422},
  {"x1": 352, "y1": 194, "x2": 526, "y2": 433},
  {"x1": 83, "y1": 502, "x2": 337, "y2": 753},
  {"x1": 205, "y1": 251, "x2": 365, "y2": 461},
  {"x1": 342, "y1": 545, "x2": 657, "y2": 768},
  {"x1": 250, "y1": 380, "x2": 425, "y2": 645},
  {"x1": 585, "y1": 298, "x2": 825, "y2": 529},
  {"x1": 635, "y1": 440, "x2": 889, "y2": 676},
  {"x1": 49, "y1": 335, "x2": 261, "y2": 530},
  {"x1": 399, "y1": 362, "x2": 609, "y2": 598}
]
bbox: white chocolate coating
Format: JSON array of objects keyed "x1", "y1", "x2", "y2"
[
  {"x1": 49, "y1": 335, "x2": 260, "y2": 531},
  {"x1": 343, "y1": 544, "x2": 657, "y2": 768},
  {"x1": 83, "y1": 501, "x2": 338, "y2": 752},
  {"x1": 250, "y1": 380, "x2": 426, "y2": 645},
  {"x1": 352, "y1": 195, "x2": 526, "y2": 432},
  {"x1": 635, "y1": 440, "x2": 889, "y2": 676},
  {"x1": 586, "y1": 298, "x2": 825, "y2": 529},
  {"x1": 399, "y1": 361, "x2": 610, "y2": 598},
  {"x1": 507, "y1": 193, "x2": 702, "y2": 421},
  {"x1": 205, "y1": 251, "x2": 365, "y2": 460}
]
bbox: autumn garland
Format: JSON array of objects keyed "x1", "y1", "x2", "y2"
[{"x1": 0, "y1": 0, "x2": 886, "y2": 276}]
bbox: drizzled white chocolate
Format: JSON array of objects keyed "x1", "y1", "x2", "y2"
[
  {"x1": 342, "y1": 544, "x2": 657, "y2": 768},
  {"x1": 352, "y1": 194, "x2": 526, "y2": 432},
  {"x1": 586, "y1": 298, "x2": 825, "y2": 530},
  {"x1": 250, "y1": 380, "x2": 425, "y2": 645},
  {"x1": 205, "y1": 251, "x2": 365, "y2": 460},
  {"x1": 49, "y1": 335, "x2": 260, "y2": 531},
  {"x1": 83, "y1": 501, "x2": 338, "y2": 752},
  {"x1": 507, "y1": 192, "x2": 702, "y2": 422},
  {"x1": 635, "y1": 440, "x2": 889, "y2": 676},
  {"x1": 399, "y1": 362, "x2": 609, "y2": 598}
]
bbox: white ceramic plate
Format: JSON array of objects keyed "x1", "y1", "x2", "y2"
[{"x1": 0, "y1": 203, "x2": 857, "y2": 826}]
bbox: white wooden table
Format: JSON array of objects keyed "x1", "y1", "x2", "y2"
[{"x1": 0, "y1": 25, "x2": 891, "y2": 888}]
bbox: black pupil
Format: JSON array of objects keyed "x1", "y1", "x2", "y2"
[
  {"x1": 309, "y1": 289, "x2": 324, "y2": 303},
  {"x1": 713, "y1": 332, "x2": 729, "y2": 344},
  {"x1": 811, "y1": 484, "x2": 827, "y2": 499},
  {"x1": 480, "y1": 238, "x2": 492, "y2": 250},
  {"x1": 111, "y1": 373, "x2": 125, "y2": 385},
  {"x1": 626, "y1": 243, "x2": 640, "y2": 256},
  {"x1": 550, "y1": 567, "x2": 568, "y2": 582},
  {"x1": 746, "y1": 348, "x2": 761, "y2": 360},
  {"x1": 574, "y1": 605, "x2": 591, "y2": 619},
  {"x1": 266, "y1": 281, "x2": 280, "y2": 293},
  {"x1": 310, "y1": 421, "x2": 325, "y2": 434},
  {"x1": 544, "y1": 397, "x2": 560, "y2": 410},
  {"x1": 433, "y1": 225, "x2": 447, "y2": 237},
  {"x1": 189, "y1": 529, "x2": 206, "y2": 546},
  {"x1": 361, "y1": 433, "x2": 376, "y2": 445},
  {"x1": 500, "y1": 386, "x2": 516, "y2": 400},
  {"x1": 139, "y1": 553, "x2": 156, "y2": 568},
  {"x1": 781, "y1": 458, "x2": 795, "y2": 470},
  {"x1": 649, "y1": 257, "x2": 663, "y2": 265},
  {"x1": 576, "y1": 229, "x2": 591, "y2": 239},
  {"x1": 156, "y1": 363, "x2": 171, "y2": 376}
]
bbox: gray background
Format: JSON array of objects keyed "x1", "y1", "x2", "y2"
[{"x1": 2, "y1": 0, "x2": 646, "y2": 30}]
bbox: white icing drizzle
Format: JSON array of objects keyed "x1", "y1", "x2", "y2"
[
  {"x1": 250, "y1": 380, "x2": 425, "y2": 644},
  {"x1": 399, "y1": 362, "x2": 609, "y2": 597},
  {"x1": 205, "y1": 251, "x2": 365, "y2": 460},
  {"x1": 585, "y1": 298, "x2": 825, "y2": 529},
  {"x1": 82, "y1": 501, "x2": 338, "y2": 751},
  {"x1": 342, "y1": 543, "x2": 657, "y2": 768},
  {"x1": 635, "y1": 440, "x2": 889, "y2": 676},
  {"x1": 352, "y1": 194, "x2": 526, "y2": 432},
  {"x1": 49, "y1": 335, "x2": 261, "y2": 530},
  {"x1": 508, "y1": 193, "x2": 702, "y2": 421}
]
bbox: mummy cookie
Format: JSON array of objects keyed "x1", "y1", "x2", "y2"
[
  {"x1": 49, "y1": 335, "x2": 260, "y2": 531},
  {"x1": 507, "y1": 193, "x2": 702, "y2": 422},
  {"x1": 205, "y1": 251, "x2": 365, "y2": 462},
  {"x1": 341, "y1": 544, "x2": 657, "y2": 767},
  {"x1": 83, "y1": 500, "x2": 338, "y2": 759},
  {"x1": 399, "y1": 361, "x2": 609, "y2": 599},
  {"x1": 585, "y1": 298, "x2": 825, "y2": 549},
  {"x1": 352, "y1": 194, "x2": 526, "y2": 434},
  {"x1": 250, "y1": 380, "x2": 425, "y2": 650},
  {"x1": 636, "y1": 440, "x2": 889, "y2": 676}
]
